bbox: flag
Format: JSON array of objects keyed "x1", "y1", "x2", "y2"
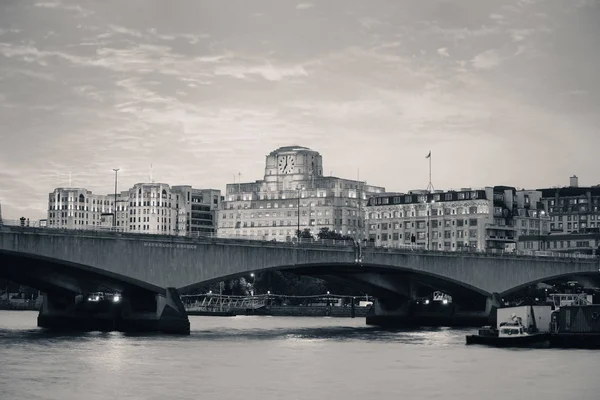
[{"x1": 425, "y1": 151, "x2": 431, "y2": 159}]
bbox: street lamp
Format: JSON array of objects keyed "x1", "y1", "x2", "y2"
[
  {"x1": 112, "y1": 168, "x2": 120, "y2": 228},
  {"x1": 425, "y1": 199, "x2": 435, "y2": 251},
  {"x1": 250, "y1": 273, "x2": 255, "y2": 296},
  {"x1": 297, "y1": 187, "x2": 301, "y2": 239},
  {"x1": 539, "y1": 210, "x2": 546, "y2": 251}
]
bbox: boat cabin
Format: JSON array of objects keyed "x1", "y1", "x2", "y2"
[{"x1": 498, "y1": 322, "x2": 525, "y2": 337}]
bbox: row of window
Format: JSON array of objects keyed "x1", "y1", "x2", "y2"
[
  {"x1": 547, "y1": 198, "x2": 600, "y2": 206},
  {"x1": 551, "y1": 222, "x2": 598, "y2": 231},
  {"x1": 370, "y1": 191, "x2": 483, "y2": 206},
  {"x1": 368, "y1": 206, "x2": 486, "y2": 219},
  {"x1": 222, "y1": 209, "x2": 361, "y2": 219},
  {"x1": 373, "y1": 229, "x2": 480, "y2": 241},
  {"x1": 221, "y1": 218, "x2": 359, "y2": 229},
  {"x1": 551, "y1": 214, "x2": 600, "y2": 221},
  {"x1": 370, "y1": 219, "x2": 480, "y2": 230}
]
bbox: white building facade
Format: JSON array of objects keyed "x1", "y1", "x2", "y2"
[
  {"x1": 366, "y1": 186, "x2": 549, "y2": 252},
  {"x1": 217, "y1": 146, "x2": 385, "y2": 241},
  {"x1": 47, "y1": 183, "x2": 220, "y2": 236}
]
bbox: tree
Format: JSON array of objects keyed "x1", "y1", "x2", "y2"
[
  {"x1": 317, "y1": 227, "x2": 353, "y2": 241},
  {"x1": 296, "y1": 228, "x2": 314, "y2": 239}
]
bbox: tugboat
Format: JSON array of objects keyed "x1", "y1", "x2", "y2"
[{"x1": 466, "y1": 306, "x2": 551, "y2": 348}]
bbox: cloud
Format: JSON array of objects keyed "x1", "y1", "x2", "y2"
[
  {"x1": 34, "y1": 1, "x2": 94, "y2": 17},
  {"x1": 510, "y1": 29, "x2": 535, "y2": 42},
  {"x1": 296, "y1": 3, "x2": 314, "y2": 10},
  {"x1": 214, "y1": 63, "x2": 308, "y2": 81},
  {"x1": 437, "y1": 47, "x2": 450, "y2": 57},
  {"x1": 471, "y1": 49, "x2": 501, "y2": 70},
  {"x1": 109, "y1": 25, "x2": 144, "y2": 38}
]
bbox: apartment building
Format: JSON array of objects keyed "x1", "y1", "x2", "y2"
[
  {"x1": 47, "y1": 183, "x2": 220, "y2": 235},
  {"x1": 366, "y1": 186, "x2": 550, "y2": 252}
]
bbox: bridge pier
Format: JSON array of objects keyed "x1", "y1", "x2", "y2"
[
  {"x1": 365, "y1": 294, "x2": 496, "y2": 328},
  {"x1": 37, "y1": 288, "x2": 190, "y2": 335}
]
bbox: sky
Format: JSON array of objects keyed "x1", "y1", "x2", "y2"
[{"x1": 0, "y1": 0, "x2": 599, "y2": 220}]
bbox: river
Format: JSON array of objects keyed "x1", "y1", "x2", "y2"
[{"x1": 0, "y1": 311, "x2": 599, "y2": 399}]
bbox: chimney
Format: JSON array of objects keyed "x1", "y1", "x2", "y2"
[{"x1": 569, "y1": 175, "x2": 579, "y2": 188}]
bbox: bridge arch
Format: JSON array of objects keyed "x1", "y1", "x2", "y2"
[
  {"x1": 0, "y1": 249, "x2": 165, "y2": 296},
  {"x1": 500, "y1": 271, "x2": 600, "y2": 298},
  {"x1": 178, "y1": 262, "x2": 493, "y2": 302}
]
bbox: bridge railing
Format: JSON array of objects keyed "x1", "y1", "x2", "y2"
[
  {"x1": 1, "y1": 219, "x2": 125, "y2": 232},
  {"x1": 2, "y1": 223, "x2": 597, "y2": 260}
]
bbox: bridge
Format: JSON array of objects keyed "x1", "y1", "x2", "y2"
[{"x1": 1, "y1": 226, "x2": 599, "y2": 332}]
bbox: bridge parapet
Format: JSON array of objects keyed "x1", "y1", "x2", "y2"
[{"x1": 1, "y1": 225, "x2": 596, "y2": 264}]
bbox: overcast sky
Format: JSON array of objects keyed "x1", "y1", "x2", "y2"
[{"x1": 0, "y1": 0, "x2": 599, "y2": 220}]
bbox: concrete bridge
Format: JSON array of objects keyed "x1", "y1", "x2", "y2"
[{"x1": 1, "y1": 226, "x2": 599, "y2": 332}]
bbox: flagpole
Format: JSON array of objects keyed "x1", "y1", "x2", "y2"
[{"x1": 426, "y1": 151, "x2": 434, "y2": 193}]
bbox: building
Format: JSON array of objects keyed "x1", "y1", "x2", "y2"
[
  {"x1": 126, "y1": 183, "x2": 177, "y2": 235},
  {"x1": 517, "y1": 175, "x2": 600, "y2": 253},
  {"x1": 171, "y1": 186, "x2": 221, "y2": 236},
  {"x1": 365, "y1": 186, "x2": 550, "y2": 252},
  {"x1": 217, "y1": 146, "x2": 385, "y2": 241},
  {"x1": 539, "y1": 176, "x2": 600, "y2": 235},
  {"x1": 47, "y1": 188, "x2": 116, "y2": 229},
  {"x1": 47, "y1": 183, "x2": 220, "y2": 236},
  {"x1": 518, "y1": 232, "x2": 600, "y2": 255}
]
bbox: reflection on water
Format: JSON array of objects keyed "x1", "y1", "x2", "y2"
[{"x1": 1, "y1": 311, "x2": 599, "y2": 400}]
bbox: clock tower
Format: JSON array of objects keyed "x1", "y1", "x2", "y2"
[{"x1": 264, "y1": 146, "x2": 323, "y2": 184}]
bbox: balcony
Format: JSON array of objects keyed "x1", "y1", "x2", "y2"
[
  {"x1": 485, "y1": 223, "x2": 517, "y2": 231},
  {"x1": 485, "y1": 236, "x2": 516, "y2": 242}
]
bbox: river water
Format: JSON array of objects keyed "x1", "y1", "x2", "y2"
[{"x1": 0, "y1": 311, "x2": 599, "y2": 400}]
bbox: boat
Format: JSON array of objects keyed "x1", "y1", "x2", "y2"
[{"x1": 466, "y1": 306, "x2": 551, "y2": 348}]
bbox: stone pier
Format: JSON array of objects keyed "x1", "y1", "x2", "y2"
[
  {"x1": 365, "y1": 294, "x2": 501, "y2": 328},
  {"x1": 37, "y1": 287, "x2": 190, "y2": 335}
]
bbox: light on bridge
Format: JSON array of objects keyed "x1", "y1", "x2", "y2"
[
  {"x1": 442, "y1": 299, "x2": 448, "y2": 305},
  {"x1": 113, "y1": 294, "x2": 121, "y2": 303}
]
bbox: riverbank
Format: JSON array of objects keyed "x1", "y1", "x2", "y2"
[{"x1": 0, "y1": 300, "x2": 40, "y2": 311}]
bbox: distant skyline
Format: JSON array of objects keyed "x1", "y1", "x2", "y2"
[{"x1": 1, "y1": 0, "x2": 599, "y2": 220}]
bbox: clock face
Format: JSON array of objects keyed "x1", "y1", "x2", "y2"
[{"x1": 278, "y1": 155, "x2": 295, "y2": 174}]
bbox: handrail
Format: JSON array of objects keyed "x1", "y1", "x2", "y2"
[{"x1": 1, "y1": 223, "x2": 597, "y2": 261}]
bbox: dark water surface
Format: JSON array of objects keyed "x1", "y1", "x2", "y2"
[{"x1": 1, "y1": 311, "x2": 599, "y2": 400}]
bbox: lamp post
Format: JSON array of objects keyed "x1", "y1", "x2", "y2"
[
  {"x1": 426, "y1": 199, "x2": 435, "y2": 251},
  {"x1": 296, "y1": 187, "x2": 301, "y2": 240},
  {"x1": 250, "y1": 272, "x2": 255, "y2": 296},
  {"x1": 112, "y1": 168, "x2": 120, "y2": 227},
  {"x1": 539, "y1": 210, "x2": 546, "y2": 251}
]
